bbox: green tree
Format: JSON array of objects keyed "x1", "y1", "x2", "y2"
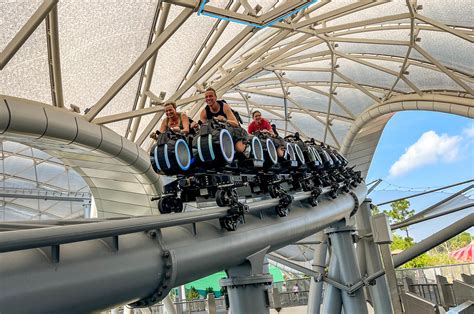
[
  {"x1": 385, "y1": 199, "x2": 415, "y2": 238},
  {"x1": 186, "y1": 286, "x2": 200, "y2": 300},
  {"x1": 371, "y1": 204, "x2": 381, "y2": 215},
  {"x1": 434, "y1": 232, "x2": 473, "y2": 254},
  {"x1": 205, "y1": 286, "x2": 215, "y2": 297},
  {"x1": 391, "y1": 234, "x2": 461, "y2": 268}
]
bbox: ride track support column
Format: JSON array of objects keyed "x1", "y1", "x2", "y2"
[
  {"x1": 220, "y1": 262, "x2": 273, "y2": 314},
  {"x1": 322, "y1": 253, "x2": 343, "y2": 314},
  {"x1": 307, "y1": 232, "x2": 328, "y2": 314},
  {"x1": 371, "y1": 213, "x2": 404, "y2": 314},
  {"x1": 356, "y1": 199, "x2": 394, "y2": 313},
  {"x1": 326, "y1": 221, "x2": 368, "y2": 314}
]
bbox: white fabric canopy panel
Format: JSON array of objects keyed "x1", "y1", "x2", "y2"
[
  {"x1": 1, "y1": 0, "x2": 472, "y2": 157},
  {"x1": 0, "y1": 141, "x2": 90, "y2": 221}
]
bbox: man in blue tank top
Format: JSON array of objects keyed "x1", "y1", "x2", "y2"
[{"x1": 199, "y1": 88, "x2": 250, "y2": 157}]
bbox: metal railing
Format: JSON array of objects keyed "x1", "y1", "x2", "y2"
[
  {"x1": 398, "y1": 282, "x2": 441, "y2": 305},
  {"x1": 396, "y1": 263, "x2": 474, "y2": 285},
  {"x1": 174, "y1": 299, "x2": 207, "y2": 313},
  {"x1": 108, "y1": 265, "x2": 473, "y2": 313}
]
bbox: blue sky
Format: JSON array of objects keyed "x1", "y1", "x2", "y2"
[{"x1": 365, "y1": 111, "x2": 474, "y2": 241}]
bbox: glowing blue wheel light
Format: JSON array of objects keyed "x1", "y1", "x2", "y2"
[{"x1": 174, "y1": 139, "x2": 191, "y2": 171}]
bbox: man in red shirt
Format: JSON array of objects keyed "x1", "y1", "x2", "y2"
[{"x1": 248, "y1": 111, "x2": 274, "y2": 135}]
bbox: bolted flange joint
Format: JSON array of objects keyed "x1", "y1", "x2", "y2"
[{"x1": 129, "y1": 233, "x2": 176, "y2": 309}]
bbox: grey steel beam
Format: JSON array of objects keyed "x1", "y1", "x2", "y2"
[
  {"x1": 334, "y1": 70, "x2": 381, "y2": 103},
  {"x1": 177, "y1": 0, "x2": 239, "y2": 89},
  {"x1": 0, "y1": 0, "x2": 58, "y2": 70},
  {"x1": 0, "y1": 186, "x2": 345, "y2": 253},
  {"x1": 389, "y1": 203, "x2": 474, "y2": 234},
  {"x1": 45, "y1": 6, "x2": 64, "y2": 108},
  {"x1": 376, "y1": 179, "x2": 474, "y2": 206},
  {"x1": 307, "y1": 232, "x2": 327, "y2": 314},
  {"x1": 414, "y1": 44, "x2": 474, "y2": 95},
  {"x1": 286, "y1": 96, "x2": 341, "y2": 148},
  {"x1": 322, "y1": 253, "x2": 343, "y2": 314},
  {"x1": 0, "y1": 190, "x2": 90, "y2": 202},
  {"x1": 84, "y1": 8, "x2": 193, "y2": 121},
  {"x1": 367, "y1": 179, "x2": 382, "y2": 194},
  {"x1": 295, "y1": 0, "x2": 379, "y2": 30},
  {"x1": 415, "y1": 13, "x2": 474, "y2": 43},
  {"x1": 93, "y1": 106, "x2": 165, "y2": 125},
  {"x1": 278, "y1": 76, "x2": 356, "y2": 121},
  {"x1": 274, "y1": 71, "x2": 290, "y2": 136},
  {"x1": 299, "y1": 12, "x2": 411, "y2": 34},
  {"x1": 0, "y1": 185, "x2": 366, "y2": 313},
  {"x1": 402, "y1": 184, "x2": 473, "y2": 223},
  {"x1": 128, "y1": 1, "x2": 170, "y2": 142},
  {"x1": 384, "y1": 0, "x2": 416, "y2": 100},
  {"x1": 125, "y1": 0, "x2": 164, "y2": 139},
  {"x1": 323, "y1": 46, "x2": 336, "y2": 144},
  {"x1": 136, "y1": 27, "x2": 255, "y2": 145},
  {"x1": 356, "y1": 199, "x2": 393, "y2": 313},
  {"x1": 327, "y1": 221, "x2": 368, "y2": 314}
]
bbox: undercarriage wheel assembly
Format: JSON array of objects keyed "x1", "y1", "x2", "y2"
[
  {"x1": 216, "y1": 189, "x2": 238, "y2": 207},
  {"x1": 351, "y1": 179, "x2": 359, "y2": 187},
  {"x1": 158, "y1": 196, "x2": 183, "y2": 214},
  {"x1": 268, "y1": 184, "x2": 279, "y2": 198},
  {"x1": 216, "y1": 189, "x2": 229, "y2": 206},
  {"x1": 275, "y1": 205, "x2": 289, "y2": 217},
  {"x1": 301, "y1": 179, "x2": 313, "y2": 192},
  {"x1": 219, "y1": 215, "x2": 240, "y2": 231},
  {"x1": 329, "y1": 184, "x2": 339, "y2": 199},
  {"x1": 308, "y1": 187, "x2": 322, "y2": 207}
]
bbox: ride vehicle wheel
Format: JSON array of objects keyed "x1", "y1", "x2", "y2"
[
  {"x1": 220, "y1": 217, "x2": 238, "y2": 231},
  {"x1": 309, "y1": 197, "x2": 319, "y2": 207},
  {"x1": 301, "y1": 180, "x2": 313, "y2": 192},
  {"x1": 172, "y1": 197, "x2": 184, "y2": 213},
  {"x1": 276, "y1": 206, "x2": 289, "y2": 217},
  {"x1": 158, "y1": 197, "x2": 173, "y2": 214},
  {"x1": 268, "y1": 185, "x2": 279, "y2": 198},
  {"x1": 216, "y1": 189, "x2": 229, "y2": 207}
]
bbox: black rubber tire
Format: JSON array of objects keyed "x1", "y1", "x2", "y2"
[{"x1": 216, "y1": 189, "x2": 227, "y2": 207}]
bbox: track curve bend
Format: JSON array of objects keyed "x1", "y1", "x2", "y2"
[{"x1": 0, "y1": 95, "x2": 161, "y2": 217}]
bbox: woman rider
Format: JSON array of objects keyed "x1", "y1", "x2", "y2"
[
  {"x1": 159, "y1": 102, "x2": 190, "y2": 135},
  {"x1": 150, "y1": 102, "x2": 196, "y2": 141}
]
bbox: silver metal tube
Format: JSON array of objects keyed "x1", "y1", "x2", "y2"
[
  {"x1": 0, "y1": 188, "x2": 328, "y2": 253},
  {"x1": 356, "y1": 199, "x2": 393, "y2": 313},
  {"x1": 391, "y1": 203, "x2": 473, "y2": 231},
  {"x1": 46, "y1": 6, "x2": 64, "y2": 108},
  {"x1": 0, "y1": 232, "x2": 164, "y2": 313},
  {"x1": 328, "y1": 221, "x2": 368, "y2": 314},
  {"x1": 307, "y1": 232, "x2": 328, "y2": 314},
  {"x1": 322, "y1": 253, "x2": 342, "y2": 314},
  {"x1": 376, "y1": 179, "x2": 473, "y2": 206},
  {"x1": 0, "y1": 185, "x2": 366, "y2": 313}
]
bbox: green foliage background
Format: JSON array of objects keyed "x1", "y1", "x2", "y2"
[{"x1": 372, "y1": 199, "x2": 472, "y2": 268}]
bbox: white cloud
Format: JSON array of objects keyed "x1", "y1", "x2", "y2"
[
  {"x1": 462, "y1": 123, "x2": 474, "y2": 138},
  {"x1": 389, "y1": 131, "x2": 461, "y2": 177}
]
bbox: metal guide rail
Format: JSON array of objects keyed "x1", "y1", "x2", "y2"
[{"x1": 150, "y1": 120, "x2": 363, "y2": 231}]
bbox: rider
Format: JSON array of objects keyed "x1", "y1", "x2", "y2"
[
  {"x1": 160, "y1": 102, "x2": 190, "y2": 135},
  {"x1": 248, "y1": 110, "x2": 274, "y2": 135},
  {"x1": 198, "y1": 88, "x2": 250, "y2": 156},
  {"x1": 150, "y1": 102, "x2": 194, "y2": 141}
]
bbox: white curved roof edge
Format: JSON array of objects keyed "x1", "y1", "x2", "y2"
[
  {"x1": 341, "y1": 93, "x2": 474, "y2": 178},
  {"x1": 0, "y1": 95, "x2": 161, "y2": 218}
]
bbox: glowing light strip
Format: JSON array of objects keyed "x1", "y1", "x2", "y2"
[{"x1": 198, "y1": 0, "x2": 319, "y2": 29}]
